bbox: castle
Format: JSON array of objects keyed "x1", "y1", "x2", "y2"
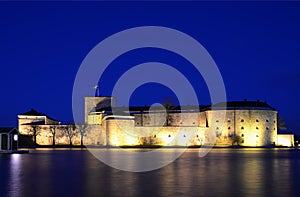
[{"x1": 18, "y1": 96, "x2": 294, "y2": 147}]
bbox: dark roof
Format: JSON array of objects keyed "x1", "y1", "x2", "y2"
[
  {"x1": 0, "y1": 127, "x2": 17, "y2": 134},
  {"x1": 20, "y1": 109, "x2": 59, "y2": 122},
  {"x1": 93, "y1": 105, "x2": 210, "y2": 115},
  {"x1": 20, "y1": 109, "x2": 48, "y2": 116},
  {"x1": 211, "y1": 101, "x2": 275, "y2": 110},
  {"x1": 92, "y1": 100, "x2": 275, "y2": 114}
]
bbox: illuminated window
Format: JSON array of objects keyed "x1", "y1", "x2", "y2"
[
  {"x1": 13, "y1": 134, "x2": 18, "y2": 141},
  {"x1": 241, "y1": 119, "x2": 244, "y2": 122},
  {"x1": 241, "y1": 126, "x2": 244, "y2": 130}
]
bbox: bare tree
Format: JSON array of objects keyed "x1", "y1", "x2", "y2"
[
  {"x1": 30, "y1": 124, "x2": 41, "y2": 147},
  {"x1": 49, "y1": 125, "x2": 58, "y2": 147},
  {"x1": 63, "y1": 124, "x2": 77, "y2": 146},
  {"x1": 231, "y1": 135, "x2": 242, "y2": 146},
  {"x1": 76, "y1": 124, "x2": 88, "y2": 147},
  {"x1": 163, "y1": 97, "x2": 176, "y2": 126}
]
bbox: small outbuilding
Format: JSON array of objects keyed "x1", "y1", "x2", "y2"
[
  {"x1": 0, "y1": 128, "x2": 19, "y2": 151},
  {"x1": 276, "y1": 133, "x2": 294, "y2": 147}
]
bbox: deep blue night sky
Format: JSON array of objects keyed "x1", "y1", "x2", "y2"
[{"x1": 0, "y1": 1, "x2": 300, "y2": 134}]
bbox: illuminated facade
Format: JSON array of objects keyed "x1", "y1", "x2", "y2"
[{"x1": 18, "y1": 97, "x2": 294, "y2": 147}]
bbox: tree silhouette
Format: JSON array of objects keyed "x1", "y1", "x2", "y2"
[
  {"x1": 49, "y1": 125, "x2": 58, "y2": 147},
  {"x1": 163, "y1": 97, "x2": 176, "y2": 126},
  {"x1": 76, "y1": 124, "x2": 88, "y2": 147},
  {"x1": 63, "y1": 124, "x2": 77, "y2": 146},
  {"x1": 30, "y1": 124, "x2": 41, "y2": 147},
  {"x1": 231, "y1": 135, "x2": 242, "y2": 146}
]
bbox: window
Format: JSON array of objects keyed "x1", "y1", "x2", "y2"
[
  {"x1": 274, "y1": 120, "x2": 276, "y2": 123},
  {"x1": 256, "y1": 119, "x2": 259, "y2": 122},
  {"x1": 196, "y1": 135, "x2": 199, "y2": 138},
  {"x1": 256, "y1": 127, "x2": 259, "y2": 130},
  {"x1": 266, "y1": 120, "x2": 269, "y2": 122},
  {"x1": 168, "y1": 134, "x2": 171, "y2": 137},
  {"x1": 266, "y1": 127, "x2": 269, "y2": 130},
  {"x1": 193, "y1": 122, "x2": 195, "y2": 125},
  {"x1": 154, "y1": 135, "x2": 156, "y2": 138},
  {"x1": 227, "y1": 119, "x2": 231, "y2": 122},
  {"x1": 241, "y1": 126, "x2": 244, "y2": 130},
  {"x1": 183, "y1": 135, "x2": 186, "y2": 138},
  {"x1": 256, "y1": 135, "x2": 259, "y2": 137},
  {"x1": 241, "y1": 134, "x2": 244, "y2": 137},
  {"x1": 241, "y1": 119, "x2": 244, "y2": 122},
  {"x1": 216, "y1": 120, "x2": 219, "y2": 123},
  {"x1": 228, "y1": 127, "x2": 231, "y2": 130},
  {"x1": 216, "y1": 127, "x2": 219, "y2": 130}
]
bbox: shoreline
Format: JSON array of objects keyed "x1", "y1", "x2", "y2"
[{"x1": 18, "y1": 145, "x2": 298, "y2": 149}]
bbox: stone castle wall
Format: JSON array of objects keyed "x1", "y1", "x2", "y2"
[
  {"x1": 134, "y1": 112, "x2": 205, "y2": 127},
  {"x1": 18, "y1": 97, "x2": 279, "y2": 147},
  {"x1": 104, "y1": 118, "x2": 209, "y2": 146},
  {"x1": 206, "y1": 109, "x2": 277, "y2": 146}
]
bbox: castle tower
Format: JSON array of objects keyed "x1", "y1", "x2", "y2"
[{"x1": 84, "y1": 96, "x2": 116, "y2": 124}]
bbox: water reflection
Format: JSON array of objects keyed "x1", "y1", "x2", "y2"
[
  {"x1": 8, "y1": 154, "x2": 21, "y2": 197},
  {"x1": 1, "y1": 148, "x2": 299, "y2": 197}
]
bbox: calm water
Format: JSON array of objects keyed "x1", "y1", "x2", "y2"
[{"x1": 0, "y1": 148, "x2": 299, "y2": 197}]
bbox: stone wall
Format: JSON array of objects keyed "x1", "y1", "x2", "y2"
[
  {"x1": 206, "y1": 109, "x2": 277, "y2": 146},
  {"x1": 134, "y1": 112, "x2": 205, "y2": 127},
  {"x1": 19, "y1": 124, "x2": 103, "y2": 146},
  {"x1": 104, "y1": 117, "x2": 210, "y2": 146}
]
